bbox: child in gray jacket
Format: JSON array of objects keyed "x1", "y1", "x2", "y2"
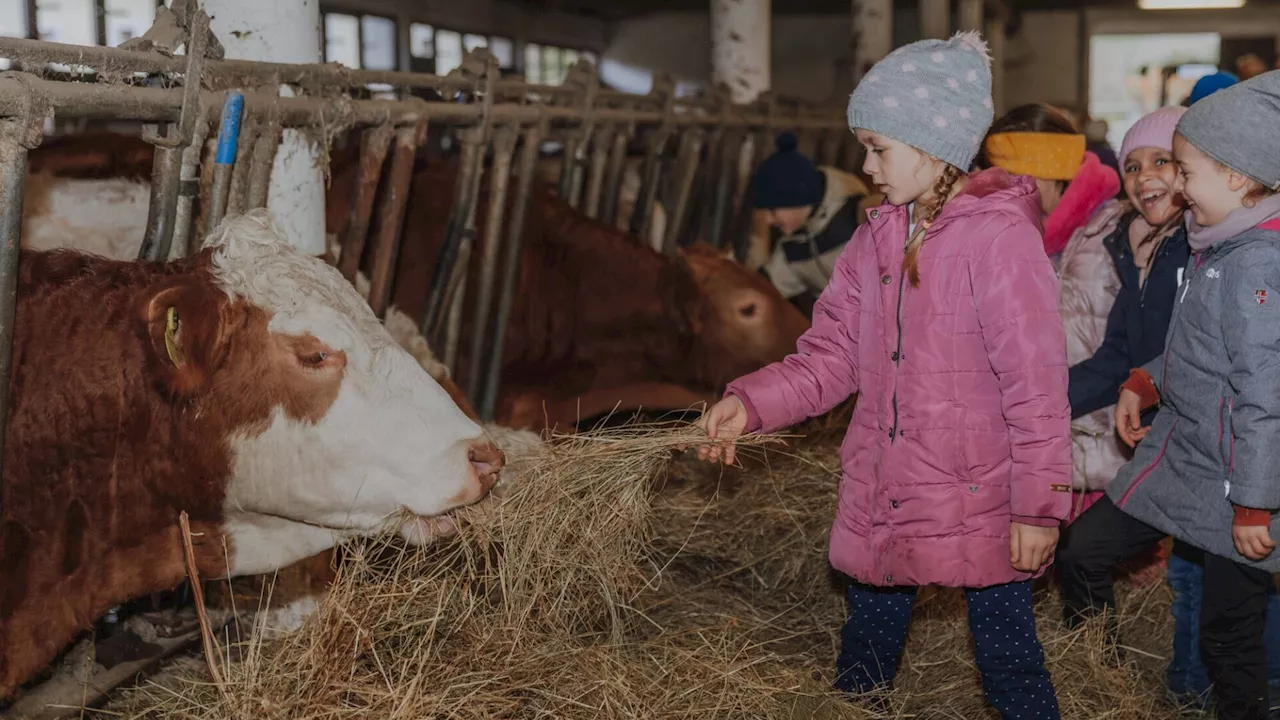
[{"x1": 1057, "y1": 69, "x2": 1280, "y2": 720}]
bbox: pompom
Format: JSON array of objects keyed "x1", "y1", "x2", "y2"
[
  {"x1": 950, "y1": 30, "x2": 991, "y2": 68},
  {"x1": 774, "y1": 131, "x2": 799, "y2": 152}
]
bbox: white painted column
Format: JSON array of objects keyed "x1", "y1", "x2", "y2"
[
  {"x1": 957, "y1": 0, "x2": 983, "y2": 33},
  {"x1": 920, "y1": 0, "x2": 950, "y2": 40},
  {"x1": 711, "y1": 0, "x2": 771, "y2": 104},
  {"x1": 986, "y1": 16, "x2": 1005, "y2": 115},
  {"x1": 205, "y1": 0, "x2": 326, "y2": 256},
  {"x1": 852, "y1": 0, "x2": 893, "y2": 83}
]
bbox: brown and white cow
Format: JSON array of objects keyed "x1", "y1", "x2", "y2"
[{"x1": 0, "y1": 210, "x2": 504, "y2": 698}]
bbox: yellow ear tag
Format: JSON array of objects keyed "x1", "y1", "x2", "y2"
[{"x1": 164, "y1": 306, "x2": 183, "y2": 368}]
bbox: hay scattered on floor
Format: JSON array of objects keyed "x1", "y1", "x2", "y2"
[{"x1": 103, "y1": 420, "x2": 1189, "y2": 720}]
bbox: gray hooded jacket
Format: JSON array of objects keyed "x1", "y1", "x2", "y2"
[{"x1": 1106, "y1": 216, "x2": 1280, "y2": 571}]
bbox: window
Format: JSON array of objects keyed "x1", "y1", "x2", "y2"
[
  {"x1": 524, "y1": 42, "x2": 595, "y2": 85},
  {"x1": 436, "y1": 29, "x2": 463, "y2": 76},
  {"x1": 490, "y1": 36, "x2": 514, "y2": 69},
  {"x1": 104, "y1": 0, "x2": 155, "y2": 46},
  {"x1": 410, "y1": 22, "x2": 434, "y2": 73},
  {"x1": 0, "y1": 1, "x2": 27, "y2": 39},
  {"x1": 35, "y1": 0, "x2": 96, "y2": 45},
  {"x1": 360, "y1": 15, "x2": 396, "y2": 71},
  {"x1": 324, "y1": 13, "x2": 360, "y2": 68},
  {"x1": 463, "y1": 33, "x2": 487, "y2": 52}
]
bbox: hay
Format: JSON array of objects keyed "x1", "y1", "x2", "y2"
[{"x1": 101, "y1": 421, "x2": 1191, "y2": 720}]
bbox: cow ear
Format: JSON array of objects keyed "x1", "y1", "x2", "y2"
[{"x1": 141, "y1": 279, "x2": 231, "y2": 397}]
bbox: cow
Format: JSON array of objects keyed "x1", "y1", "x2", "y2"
[
  {"x1": 0, "y1": 210, "x2": 505, "y2": 698},
  {"x1": 386, "y1": 160, "x2": 810, "y2": 430}
]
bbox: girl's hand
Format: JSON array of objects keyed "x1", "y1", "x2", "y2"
[
  {"x1": 1233, "y1": 525, "x2": 1277, "y2": 561},
  {"x1": 1010, "y1": 522, "x2": 1059, "y2": 572},
  {"x1": 694, "y1": 396, "x2": 748, "y2": 465},
  {"x1": 1115, "y1": 389, "x2": 1150, "y2": 448}
]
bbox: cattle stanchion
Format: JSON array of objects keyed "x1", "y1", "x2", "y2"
[
  {"x1": 137, "y1": 7, "x2": 210, "y2": 263},
  {"x1": 558, "y1": 60, "x2": 599, "y2": 208},
  {"x1": 662, "y1": 128, "x2": 704, "y2": 256},
  {"x1": 170, "y1": 111, "x2": 211, "y2": 260},
  {"x1": 630, "y1": 74, "x2": 675, "y2": 242},
  {"x1": 479, "y1": 118, "x2": 544, "y2": 423},
  {"x1": 226, "y1": 114, "x2": 260, "y2": 217},
  {"x1": 582, "y1": 122, "x2": 613, "y2": 219},
  {"x1": 464, "y1": 125, "x2": 518, "y2": 402},
  {"x1": 367, "y1": 120, "x2": 428, "y2": 318},
  {"x1": 337, "y1": 124, "x2": 394, "y2": 282},
  {"x1": 598, "y1": 123, "x2": 630, "y2": 227},
  {"x1": 247, "y1": 106, "x2": 282, "y2": 210},
  {"x1": 206, "y1": 91, "x2": 245, "y2": 235},
  {"x1": 0, "y1": 106, "x2": 44, "y2": 488},
  {"x1": 707, "y1": 129, "x2": 743, "y2": 249}
]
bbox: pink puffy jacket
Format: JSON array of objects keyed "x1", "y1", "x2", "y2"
[{"x1": 727, "y1": 169, "x2": 1072, "y2": 589}]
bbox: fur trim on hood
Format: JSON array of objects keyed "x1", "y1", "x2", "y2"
[{"x1": 1042, "y1": 151, "x2": 1121, "y2": 256}]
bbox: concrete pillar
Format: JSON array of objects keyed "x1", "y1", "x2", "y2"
[
  {"x1": 986, "y1": 16, "x2": 1005, "y2": 115},
  {"x1": 711, "y1": 0, "x2": 771, "y2": 104},
  {"x1": 205, "y1": 0, "x2": 326, "y2": 256},
  {"x1": 852, "y1": 0, "x2": 893, "y2": 83},
  {"x1": 957, "y1": 0, "x2": 983, "y2": 32},
  {"x1": 920, "y1": 0, "x2": 950, "y2": 40}
]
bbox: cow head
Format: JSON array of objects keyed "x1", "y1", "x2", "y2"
[
  {"x1": 665, "y1": 243, "x2": 810, "y2": 390},
  {"x1": 148, "y1": 211, "x2": 502, "y2": 573}
]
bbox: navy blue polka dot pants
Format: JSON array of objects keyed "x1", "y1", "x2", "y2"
[{"x1": 834, "y1": 579, "x2": 1060, "y2": 719}]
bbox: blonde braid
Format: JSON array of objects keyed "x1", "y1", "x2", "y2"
[{"x1": 903, "y1": 164, "x2": 964, "y2": 287}]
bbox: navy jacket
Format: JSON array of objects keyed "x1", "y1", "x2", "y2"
[{"x1": 1067, "y1": 212, "x2": 1190, "y2": 420}]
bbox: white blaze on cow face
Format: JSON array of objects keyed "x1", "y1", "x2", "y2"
[{"x1": 202, "y1": 211, "x2": 502, "y2": 573}]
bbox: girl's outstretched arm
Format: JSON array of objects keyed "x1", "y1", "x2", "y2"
[
  {"x1": 724, "y1": 227, "x2": 865, "y2": 435},
  {"x1": 972, "y1": 218, "x2": 1073, "y2": 527}
]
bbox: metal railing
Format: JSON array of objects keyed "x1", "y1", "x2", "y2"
[{"x1": 0, "y1": 4, "x2": 859, "y2": 442}]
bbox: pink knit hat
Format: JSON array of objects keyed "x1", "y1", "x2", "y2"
[{"x1": 1119, "y1": 106, "x2": 1187, "y2": 167}]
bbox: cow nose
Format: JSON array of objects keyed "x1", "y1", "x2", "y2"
[{"x1": 468, "y1": 441, "x2": 506, "y2": 493}]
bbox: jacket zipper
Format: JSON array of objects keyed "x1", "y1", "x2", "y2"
[{"x1": 889, "y1": 264, "x2": 906, "y2": 442}]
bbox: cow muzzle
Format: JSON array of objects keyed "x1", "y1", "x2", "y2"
[
  {"x1": 397, "y1": 440, "x2": 506, "y2": 546},
  {"x1": 466, "y1": 440, "x2": 506, "y2": 498}
]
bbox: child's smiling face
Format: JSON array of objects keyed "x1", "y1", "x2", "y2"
[
  {"x1": 1173, "y1": 133, "x2": 1253, "y2": 227},
  {"x1": 1123, "y1": 147, "x2": 1184, "y2": 228}
]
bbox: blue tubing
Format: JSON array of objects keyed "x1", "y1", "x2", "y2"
[{"x1": 214, "y1": 92, "x2": 245, "y2": 165}]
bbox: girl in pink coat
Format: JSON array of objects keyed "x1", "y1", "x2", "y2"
[{"x1": 694, "y1": 31, "x2": 1072, "y2": 719}]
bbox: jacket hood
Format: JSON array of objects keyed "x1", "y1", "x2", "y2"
[
  {"x1": 934, "y1": 166, "x2": 1044, "y2": 232},
  {"x1": 1043, "y1": 151, "x2": 1122, "y2": 256}
]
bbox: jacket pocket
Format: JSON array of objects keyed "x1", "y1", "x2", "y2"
[{"x1": 1218, "y1": 396, "x2": 1235, "y2": 472}]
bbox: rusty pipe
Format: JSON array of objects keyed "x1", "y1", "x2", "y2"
[
  {"x1": 479, "y1": 121, "x2": 543, "y2": 423},
  {"x1": 441, "y1": 128, "x2": 492, "y2": 372},
  {"x1": 0, "y1": 120, "x2": 36, "y2": 491},
  {"x1": 422, "y1": 125, "x2": 485, "y2": 341},
  {"x1": 169, "y1": 113, "x2": 210, "y2": 260},
  {"x1": 137, "y1": 125, "x2": 185, "y2": 262},
  {"x1": 226, "y1": 115, "x2": 259, "y2": 218},
  {"x1": 367, "y1": 120, "x2": 428, "y2": 318},
  {"x1": 708, "y1": 130, "x2": 741, "y2": 249},
  {"x1": 583, "y1": 123, "x2": 612, "y2": 219},
  {"x1": 205, "y1": 91, "x2": 245, "y2": 237},
  {"x1": 662, "y1": 128, "x2": 703, "y2": 257},
  {"x1": 337, "y1": 125, "x2": 394, "y2": 283},
  {"x1": 247, "y1": 120, "x2": 281, "y2": 210},
  {"x1": 464, "y1": 125, "x2": 517, "y2": 402},
  {"x1": 630, "y1": 125, "x2": 672, "y2": 242},
  {"x1": 599, "y1": 126, "x2": 629, "y2": 227},
  {"x1": 557, "y1": 133, "x2": 581, "y2": 206}
]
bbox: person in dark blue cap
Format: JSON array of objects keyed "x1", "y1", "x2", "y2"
[
  {"x1": 750, "y1": 132, "x2": 880, "y2": 314},
  {"x1": 1184, "y1": 70, "x2": 1239, "y2": 106}
]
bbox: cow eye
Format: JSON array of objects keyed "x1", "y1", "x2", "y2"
[
  {"x1": 739, "y1": 302, "x2": 758, "y2": 318},
  {"x1": 300, "y1": 350, "x2": 330, "y2": 367}
]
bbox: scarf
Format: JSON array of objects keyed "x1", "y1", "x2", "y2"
[{"x1": 1186, "y1": 193, "x2": 1280, "y2": 251}]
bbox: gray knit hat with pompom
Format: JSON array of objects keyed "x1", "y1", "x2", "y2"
[{"x1": 847, "y1": 30, "x2": 995, "y2": 170}]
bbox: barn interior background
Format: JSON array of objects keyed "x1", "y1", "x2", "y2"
[{"x1": 0, "y1": 0, "x2": 1278, "y2": 717}]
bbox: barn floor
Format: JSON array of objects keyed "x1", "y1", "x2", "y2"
[{"x1": 90, "y1": 410, "x2": 1195, "y2": 720}]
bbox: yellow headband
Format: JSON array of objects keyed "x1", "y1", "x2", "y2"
[{"x1": 984, "y1": 132, "x2": 1086, "y2": 181}]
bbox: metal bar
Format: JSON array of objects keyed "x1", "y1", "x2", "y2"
[
  {"x1": 479, "y1": 120, "x2": 544, "y2": 423},
  {"x1": 247, "y1": 116, "x2": 281, "y2": 210},
  {"x1": 0, "y1": 37, "x2": 846, "y2": 114},
  {"x1": 582, "y1": 123, "x2": 612, "y2": 219},
  {"x1": 598, "y1": 126, "x2": 629, "y2": 227},
  {"x1": 0, "y1": 120, "x2": 34, "y2": 495},
  {"x1": 136, "y1": 127, "x2": 184, "y2": 262},
  {"x1": 422, "y1": 125, "x2": 485, "y2": 340},
  {"x1": 337, "y1": 124, "x2": 394, "y2": 283},
  {"x1": 441, "y1": 127, "x2": 492, "y2": 371},
  {"x1": 225, "y1": 115, "x2": 259, "y2": 217},
  {"x1": 693, "y1": 125, "x2": 723, "y2": 244},
  {"x1": 366, "y1": 120, "x2": 428, "y2": 319},
  {"x1": 205, "y1": 91, "x2": 245, "y2": 236},
  {"x1": 557, "y1": 133, "x2": 580, "y2": 204},
  {"x1": 630, "y1": 125, "x2": 672, "y2": 241},
  {"x1": 170, "y1": 113, "x2": 210, "y2": 260},
  {"x1": 464, "y1": 125, "x2": 517, "y2": 402},
  {"x1": 707, "y1": 130, "x2": 741, "y2": 249},
  {"x1": 662, "y1": 129, "x2": 703, "y2": 256},
  {"x1": 0, "y1": 75, "x2": 848, "y2": 131}
]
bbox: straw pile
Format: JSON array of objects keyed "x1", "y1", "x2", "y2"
[{"x1": 101, "y1": 416, "x2": 1188, "y2": 720}]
